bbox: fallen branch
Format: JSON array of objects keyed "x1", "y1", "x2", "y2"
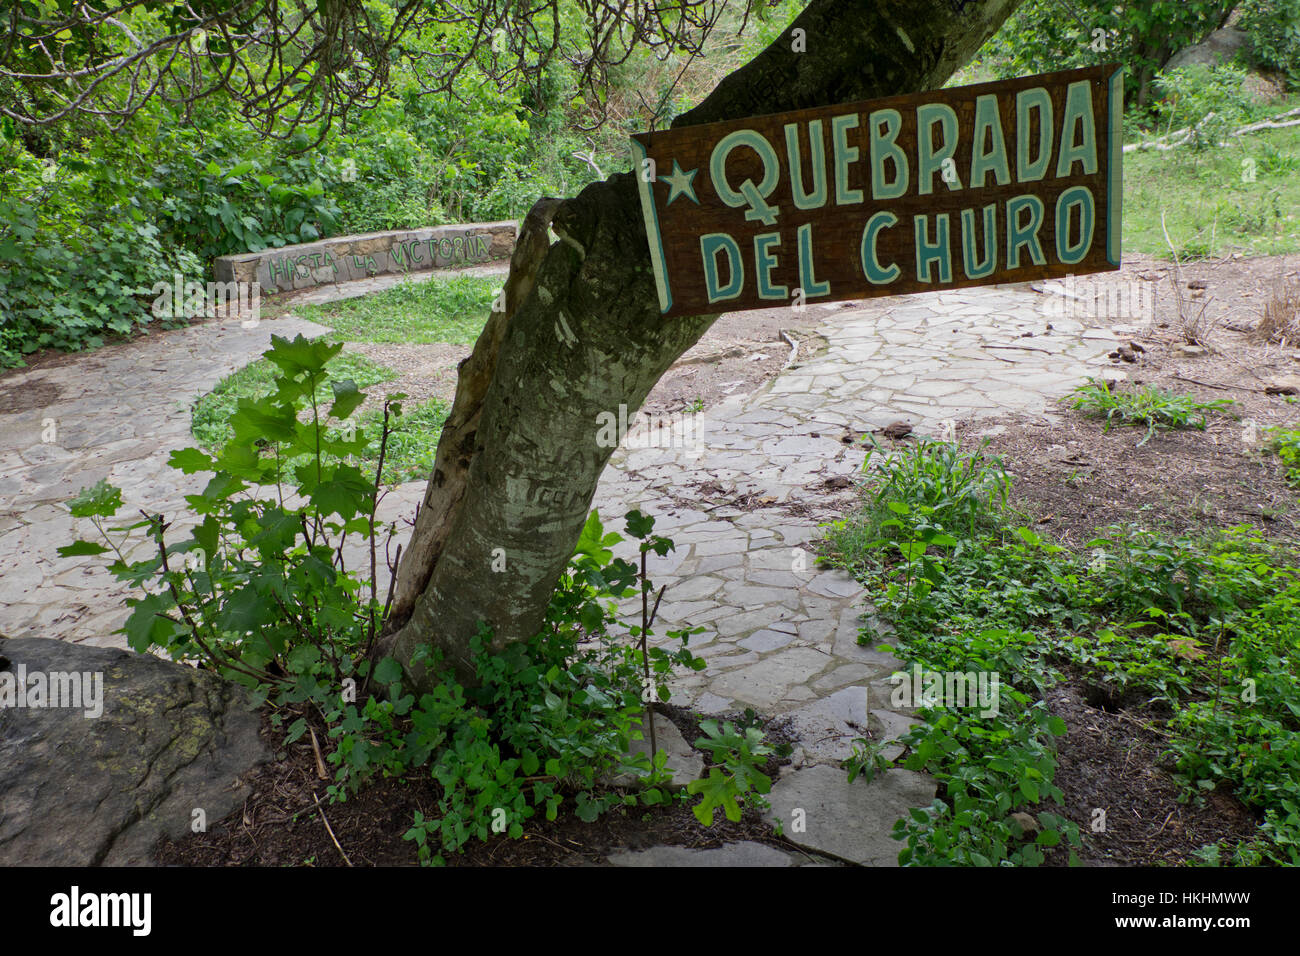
[
  {"x1": 1171, "y1": 374, "x2": 1250, "y2": 392},
  {"x1": 308, "y1": 727, "x2": 329, "y2": 780},
  {"x1": 1124, "y1": 106, "x2": 1300, "y2": 153},
  {"x1": 312, "y1": 792, "x2": 353, "y2": 867},
  {"x1": 779, "y1": 329, "x2": 800, "y2": 367}
]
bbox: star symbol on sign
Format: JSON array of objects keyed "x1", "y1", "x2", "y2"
[{"x1": 660, "y1": 160, "x2": 699, "y2": 205}]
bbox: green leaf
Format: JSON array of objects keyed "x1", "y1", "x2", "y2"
[
  {"x1": 373, "y1": 656, "x2": 404, "y2": 685},
  {"x1": 57, "y1": 540, "x2": 109, "y2": 557},
  {"x1": 168, "y1": 447, "x2": 217, "y2": 474},
  {"x1": 306, "y1": 465, "x2": 373, "y2": 520},
  {"x1": 67, "y1": 479, "x2": 123, "y2": 518},
  {"x1": 263, "y1": 333, "x2": 341, "y2": 378},
  {"x1": 625, "y1": 509, "x2": 655, "y2": 539},
  {"x1": 329, "y1": 378, "x2": 365, "y2": 420},
  {"x1": 687, "y1": 768, "x2": 741, "y2": 825},
  {"x1": 122, "y1": 590, "x2": 178, "y2": 653}
]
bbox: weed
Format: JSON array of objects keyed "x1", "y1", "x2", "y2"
[
  {"x1": 1269, "y1": 425, "x2": 1300, "y2": 485},
  {"x1": 1253, "y1": 279, "x2": 1300, "y2": 347},
  {"x1": 1068, "y1": 378, "x2": 1236, "y2": 446}
]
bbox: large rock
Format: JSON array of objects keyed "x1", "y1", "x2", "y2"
[
  {"x1": 0, "y1": 637, "x2": 269, "y2": 865},
  {"x1": 1165, "y1": 27, "x2": 1248, "y2": 72},
  {"x1": 762, "y1": 764, "x2": 935, "y2": 866}
]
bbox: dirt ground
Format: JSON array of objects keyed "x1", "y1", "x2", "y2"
[{"x1": 966, "y1": 253, "x2": 1300, "y2": 550}]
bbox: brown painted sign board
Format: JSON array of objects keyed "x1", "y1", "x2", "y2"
[{"x1": 631, "y1": 64, "x2": 1122, "y2": 318}]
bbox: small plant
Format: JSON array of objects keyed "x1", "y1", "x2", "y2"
[
  {"x1": 191, "y1": 349, "x2": 396, "y2": 449},
  {"x1": 1268, "y1": 425, "x2": 1300, "y2": 485},
  {"x1": 1158, "y1": 208, "x2": 1223, "y2": 343},
  {"x1": 830, "y1": 438, "x2": 1010, "y2": 554},
  {"x1": 687, "y1": 719, "x2": 775, "y2": 823},
  {"x1": 1253, "y1": 278, "x2": 1300, "y2": 347},
  {"x1": 844, "y1": 737, "x2": 893, "y2": 784},
  {"x1": 63, "y1": 333, "x2": 402, "y2": 708},
  {"x1": 1068, "y1": 378, "x2": 1235, "y2": 446}
]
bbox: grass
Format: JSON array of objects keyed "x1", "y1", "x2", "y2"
[
  {"x1": 298, "y1": 274, "x2": 500, "y2": 346},
  {"x1": 1123, "y1": 99, "x2": 1300, "y2": 259},
  {"x1": 191, "y1": 348, "x2": 448, "y2": 484},
  {"x1": 193, "y1": 351, "x2": 396, "y2": 450},
  {"x1": 1067, "y1": 378, "x2": 1236, "y2": 447},
  {"x1": 1254, "y1": 278, "x2": 1300, "y2": 345},
  {"x1": 364, "y1": 397, "x2": 449, "y2": 484}
]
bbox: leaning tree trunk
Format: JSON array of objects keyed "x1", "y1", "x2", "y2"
[{"x1": 378, "y1": 0, "x2": 1024, "y2": 689}]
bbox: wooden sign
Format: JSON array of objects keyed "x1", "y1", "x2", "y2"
[{"x1": 631, "y1": 64, "x2": 1122, "y2": 318}]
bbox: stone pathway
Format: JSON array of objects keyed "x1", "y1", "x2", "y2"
[
  {"x1": 0, "y1": 275, "x2": 1129, "y2": 865},
  {"x1": 590, "y1": 284, "x2": 1122, "y2": 863}
]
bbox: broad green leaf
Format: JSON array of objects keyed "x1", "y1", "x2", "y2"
[
  {"x1": 57, "y1": 540, "x2": 109, "y2": 557},
  {"x1": 67, "y1": 479, "x2": 122, "y2": 518},
  {"x1": 329, "y1": 378, "x2": 365, "y2": 420}
]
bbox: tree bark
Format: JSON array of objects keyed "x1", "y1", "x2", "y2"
[{"x1": 380, "y1": 0, "x2": 1024, "y2": 689}]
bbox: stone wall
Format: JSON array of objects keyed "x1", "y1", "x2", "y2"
[{"x1": 214, "y1": 221, "x2": 517, "y2": 292}]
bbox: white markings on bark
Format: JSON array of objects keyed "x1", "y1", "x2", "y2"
[
  {"x1": 893, "y1": 23, "x2": 916, "y2": 53},
  {"x1": 555, "y1": 311, "x2": 578, "y2": 348}
]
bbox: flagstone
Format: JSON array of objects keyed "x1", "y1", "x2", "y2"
[{"x1": 763, "y1": 764, "x2": 935, "y2": 866}]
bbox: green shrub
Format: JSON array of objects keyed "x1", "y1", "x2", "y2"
[
  {"x1": 1153, "y1": 64, "x2": 1255, "y2": 150},
  {"x1": 1239, "y1": 0, "x2": 1300, "y2": 89},
  {"x1": 0, "y1": 194, "x2": 203, "y2": 366},
  {"x1": 824, "y1": 431, "x2": 1300, "y2": 865}
]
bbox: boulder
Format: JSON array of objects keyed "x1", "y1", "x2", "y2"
[
  {"x1": 1165, "y1": 27, "x2": 1248, "y2": 72},
  {"x1": 0, "y1": 637, "x2": 269, "y2": 865}
]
